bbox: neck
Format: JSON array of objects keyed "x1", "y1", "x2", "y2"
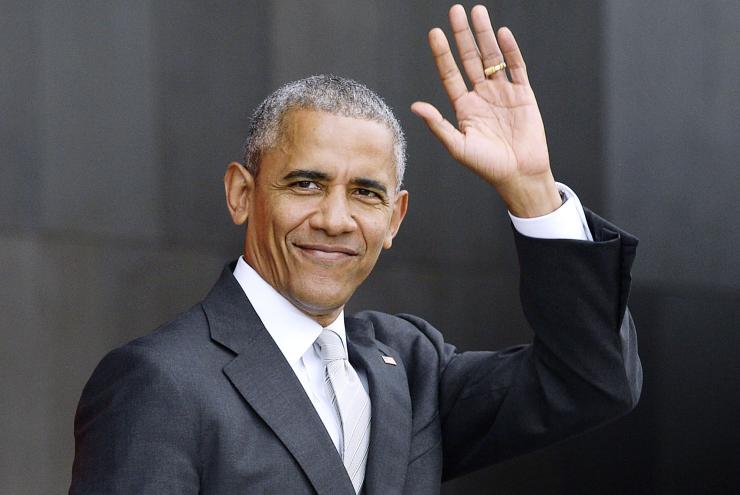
[{"x1": 241, "y1": 253, "x2": 344, "y2": 328}]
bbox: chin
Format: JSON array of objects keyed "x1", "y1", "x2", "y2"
[{"x1": 290, "y1": 285, "x2": 351, "y2": 318}]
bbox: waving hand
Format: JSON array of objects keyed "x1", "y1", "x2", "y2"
[{"x1": 411, "y1": 5, "x2": 561, "y2": 217}]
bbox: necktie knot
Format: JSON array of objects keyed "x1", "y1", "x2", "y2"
[{"x1": 315, "y1": 329, "x2": 347, "y2": 364}]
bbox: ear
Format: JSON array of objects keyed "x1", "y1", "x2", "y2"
[
  {"x1": 383, "y1": 189, "x2": 409, "y2": 249},
  {"x1": 224, "y1": 162, "x2": 255, "y2": 225}
]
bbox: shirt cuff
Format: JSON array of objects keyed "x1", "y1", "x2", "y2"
[{"x1": 508, "y1": 182, "x2": 593, "y2": 241}]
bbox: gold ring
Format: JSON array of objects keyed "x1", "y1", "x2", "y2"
[{"x1": 484, "y1": 62, "x2": 507, "y2": 77}]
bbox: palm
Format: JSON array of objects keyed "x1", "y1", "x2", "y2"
[
  {"x1": 411, "y1": 5, "x2": 553, "y2": 194},
  {"x1": 451, "y1": 85, "x2": 549, "y2": 185}
]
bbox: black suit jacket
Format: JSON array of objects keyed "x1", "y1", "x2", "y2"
[{"x1": 70, "y1": 210, "x2": 641, "y2": 494}]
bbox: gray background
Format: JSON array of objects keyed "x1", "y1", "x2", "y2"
[{"x1": 1, "y1": 1, "x2": 738, "y2": 494}]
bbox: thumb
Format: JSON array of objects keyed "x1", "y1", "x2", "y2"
[{"x1": 410, "y1": 102, "x2": 463, "y2": 159}]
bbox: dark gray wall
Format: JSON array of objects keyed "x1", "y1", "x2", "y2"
[
  {"x1": 1, "y1": 1, "x2": 737, "y2": 493},
  {"x1": 601, "y1": 2, "x2": 740, "y2": 493}
]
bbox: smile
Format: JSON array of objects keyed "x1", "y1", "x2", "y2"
[{"x1": 293, "y1": 243, "x2": 359, "y2": 262}]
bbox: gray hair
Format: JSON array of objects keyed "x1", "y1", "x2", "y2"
[{"x1": 242, "y1": 74, "x2": 406, "y2": 190}]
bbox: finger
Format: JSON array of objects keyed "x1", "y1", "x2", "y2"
[
  {"x1": 471, "y1": 5, "x2": 506, "y2": 80},
  {"x1": 428, "y1": 28, "x2": 468, "y2": 103},
  {"x1": 497, "y1": 26, "x2": 529, "y2": 86},
  {"x1": 410, "y1": 101, "x2": 464, "y2": 158},
  {"x1": 448, "y1": 4, "x2": 485, "y2": 85}
]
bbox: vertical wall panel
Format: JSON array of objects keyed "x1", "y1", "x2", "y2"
[
  {"x1": 0, "y1": 238, "x2": 56, "y2": 494},
  {"x1": 269, "y1": 0, "x2": 383, "y2": 87},
  {"x1": 604, "y1": 0, "x2": 740, "y2": 290},
  {"x1": 153, "y1": 1, "x2": 270, "y2": 250},
  {"x1": 38, "y1": 1, "x2": 161, "y2": 239},
  {"x1": 0, "y1": 2, "x2": 42, "y2": 230},
  {"x1": 603, "y1": 1, "x2": 740, "y2": 492},
  {"x1": 625, "y1": 287, "x2": 740, "y2": 493}
]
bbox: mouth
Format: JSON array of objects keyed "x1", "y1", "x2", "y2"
[{"x1": 293, "y1": 242, "x2": 359, "y2": 262}]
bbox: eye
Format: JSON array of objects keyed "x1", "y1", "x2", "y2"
[
  {"x1": 355, "y1": 188, "x2": 379, "y2": 198},
  {"x1": 292, "y1": 181, "x2": 320, "y2": 190}
]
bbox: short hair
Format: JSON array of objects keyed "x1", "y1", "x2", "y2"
[{"x1": 242, "y1": 74, "x2": 406, "y2": 191}]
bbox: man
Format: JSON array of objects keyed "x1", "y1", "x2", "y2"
[{"x1": 70, "y1": 5, "x2": 641, "y2": 494}]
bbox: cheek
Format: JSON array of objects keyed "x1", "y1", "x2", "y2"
[
  {"x1": 259, "y1": 197, "x2": 308, "y2": 238},
  {"x1": 360, "y1": 214, "x2": 393, "y2": 253}
]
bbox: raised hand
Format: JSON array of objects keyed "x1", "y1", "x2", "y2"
[{"x1": 411, "y1": 4, "x2": 561, "y2": 218}]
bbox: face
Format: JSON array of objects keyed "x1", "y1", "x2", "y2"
[{"x1": 225, "y1": 110, "x2": 408, "y2": 325}]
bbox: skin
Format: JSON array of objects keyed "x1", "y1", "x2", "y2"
[
  {"x1": 225, "y1": 4, "x2": 560, "y2": 325},
  {"x1": 224, "y1": 110, "x2": 408, "y2": 326},
  {"x1": 411, "y1": 4, "x2": 562, "y2": 217}
]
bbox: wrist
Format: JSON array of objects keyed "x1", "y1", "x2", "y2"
[{"x1": 498, "y1": 174, "x2": 562, "y2": 218}]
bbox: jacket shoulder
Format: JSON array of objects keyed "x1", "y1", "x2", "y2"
[
  {"x1": 129, "y1": 303, "x2": 210, "y2": 352},
  {"x1": 351, "y1": 310, "x2": 457, "y2": 373},
  {"x1": 78, "y1": 303, "x2": 229, "y2": 411}
]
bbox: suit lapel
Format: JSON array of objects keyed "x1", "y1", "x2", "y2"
[
  {"x1": 203, "y1": 265, "x2": 355, "y2": 495},
  {"x1": 346, "y1": 317, "x2": 412, "y2": 494}
]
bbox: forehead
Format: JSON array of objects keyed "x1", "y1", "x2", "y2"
[{"x1": 275, "y1": 109, "x2": 396, "y2": 182}]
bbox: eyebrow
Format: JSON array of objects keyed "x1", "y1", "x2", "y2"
[
  {"x1": 282, "y1": 169, "x2": 389, "y2": 195},
  {"x1": 282, "y1": 169, "x2": 330, "y2": 181},
  {"x1": 352, "y1": 177, "x2": 388, "y2": 195}
]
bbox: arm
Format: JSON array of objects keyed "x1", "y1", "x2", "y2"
[
  {"x1": 69, "y1": 343, "x2": 200, "y2": 494},
  {"x1": 404, "y1": 210, "x2": 641, "y2": 480},
  {"x1": 410, "y1": 5, "x2": 642, "y2": 478}
]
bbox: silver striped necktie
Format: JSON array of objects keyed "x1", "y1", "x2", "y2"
[{"x1": 314, "y1": 329, "x2": 371, "y2": 494}]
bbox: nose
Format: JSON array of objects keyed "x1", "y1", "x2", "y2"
[{"x1": 309, "y1": 189, "x2": 357, "y2": 236}]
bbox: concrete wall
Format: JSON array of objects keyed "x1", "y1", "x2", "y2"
[
  {"x1": 1, "y1": 1, "x2": 737, "y2": 493},
  {"x1": 602, "y1": 1, "x2": 740, "y2": 492}
]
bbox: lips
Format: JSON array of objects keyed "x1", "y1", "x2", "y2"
[{"x1": 293, "y1": 242, "x2": 359, "y2": 262}]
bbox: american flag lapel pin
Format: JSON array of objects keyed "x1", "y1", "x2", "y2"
[{"x1": 381, "y1": 355, "x2": 397, "y2": 366}]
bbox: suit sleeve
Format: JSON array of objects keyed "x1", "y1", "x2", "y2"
[
  {"x1": 69, "y1": 342, "x2": 200, "y2": 494},
  {"x1": 404, "y1": 210, "x2": 642, "y2": 481}
]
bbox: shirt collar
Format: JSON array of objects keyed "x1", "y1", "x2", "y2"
[{"x1": 232, "y1": 256, "x2": 347, "y2": 364}]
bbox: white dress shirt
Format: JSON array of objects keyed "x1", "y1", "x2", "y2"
[
  {"x1": 233, "y1": 258, "x2": 369, "y2": 453},
  {"x1": 232, "y1": 182, "x2": 591, "y2": 454},
  {"x1": 509, "y1": 182, "x2": 593, "y2": 241}
]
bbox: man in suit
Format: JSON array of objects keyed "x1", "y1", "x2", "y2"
[{"x1": 70, "y1": 5, "x2": 641, "y2": 494}]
